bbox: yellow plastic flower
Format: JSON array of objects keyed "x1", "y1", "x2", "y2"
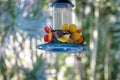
[
  {"x1": 69, "y1": 24, "x2": 77, "y2": 32},
  {"x1": 61, "y1": 24, "x2": 84, "y2": 43},
  {"x1": 62, "y1": 24, "x2": 69, "y2": 31},
  {"x1": 76, "y1": 36, "x2": 84, "y2": 43},
  {"x1": 71, "y1": 32, "x2": 80, "y2": 41}
]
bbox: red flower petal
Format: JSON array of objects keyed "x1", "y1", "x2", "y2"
[
  {"x1": 76, "y1": 29, "x2": 82, "y2": 33},
  {"x1": 44, "y1": 35, "x2": 48, "y2": 42},
  {"x1": 44, "y1": 26, "x2": 51, "y2": 33},
  {"x1": 44, "y1": 26, "x2": 52, "y2": 33},
  {"x1": 76, "y1": 36, "x2": 84, "y2": 43}
]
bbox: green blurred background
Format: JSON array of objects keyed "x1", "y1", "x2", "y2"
[{"x1": 0, "y1": 0, "x2": 120, "y2": 80}]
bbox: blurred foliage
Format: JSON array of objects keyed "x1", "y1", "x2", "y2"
[
  {"x1": 0, "y1": 0, "x2": 52, "y2": 80},
  {"x1": 75, "y1": 0, "x2": 120, "y2": 80},
  {"x1": 0, "y1": 0, "x2": 120, "y2": 80}
]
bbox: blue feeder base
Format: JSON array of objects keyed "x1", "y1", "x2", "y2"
[{"x1": 36, "y1": 43, "x2": 89, "y2": 53}]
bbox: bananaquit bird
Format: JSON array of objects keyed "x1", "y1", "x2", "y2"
[{"x1": 52, "y1": 30, "x2": 71, "y2": 42}]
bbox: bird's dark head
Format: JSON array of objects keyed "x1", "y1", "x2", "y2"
[{"x1": 51, "y1": 30, "x2": 71, "y2": 38}]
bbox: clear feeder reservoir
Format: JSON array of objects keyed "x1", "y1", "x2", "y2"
[
  {"x1": 51, "y1": 0, "x2": 74, "y2": 29},
  {"x1": 52, "y1": 7, "x2": 73, "y2": 29}
]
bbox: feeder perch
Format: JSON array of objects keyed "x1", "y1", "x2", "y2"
[{"x1": 36, "y1": 43, "x2": 89, "y2": 53}]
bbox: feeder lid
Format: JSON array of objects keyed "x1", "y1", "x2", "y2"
[
  {"x1": 51, "y1": 0, "x2": 74, "y2": 8},
  {"x1": 36, "y1": 43, "x2": 89, "y2": 53}
]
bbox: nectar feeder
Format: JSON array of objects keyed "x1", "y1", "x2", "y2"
[{"x1": 36, "y1": 0, "x2": 89, "y2": 53}]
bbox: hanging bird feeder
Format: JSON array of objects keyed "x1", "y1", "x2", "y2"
[{"x1": 36, "y1": 0, "x2": 89, "y2": 53}]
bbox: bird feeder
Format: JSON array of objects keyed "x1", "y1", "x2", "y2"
[{"x1": 36, "y1": 0, "x2": 89, "y2": 53}]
